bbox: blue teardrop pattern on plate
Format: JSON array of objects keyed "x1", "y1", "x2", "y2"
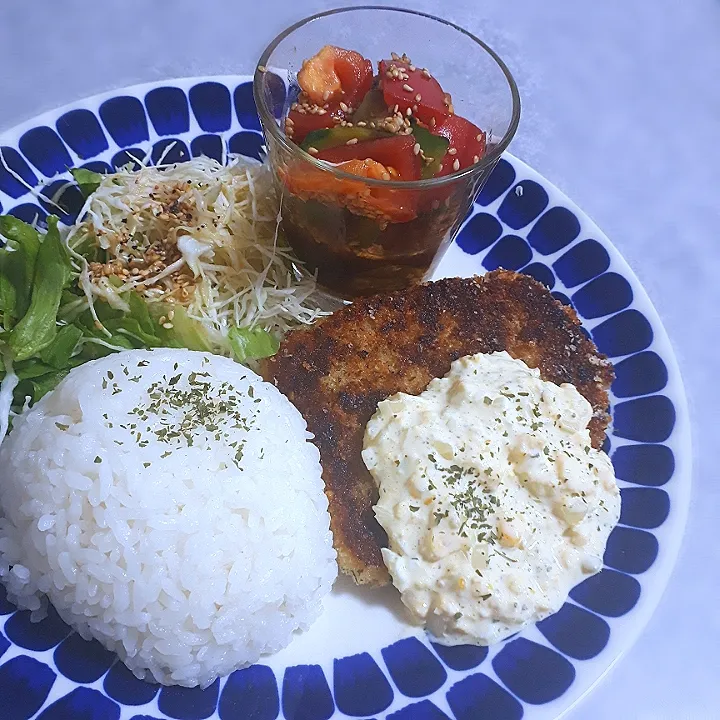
[
  {"x1": 99, "y1": 96, "x2": 150, "y2": 147},
  {"x1": 0, "y1": 584, "x2": 15, "y2": 615},
  {"x1": 537, "y1": 603, "x2": 610, "y2": 660},
  {"x1": 282, "y1": 664, "x2": 333, "y2": 720},
  {"x1": 612, "y1": 351, "x2": 668, "y2": 398},
  {"x1": 527, "y1": 206, "x2": 580, "y2": 255},
  {"x1": 612, "y1": 444, "x2": 674, "y2": 486},
  {"x1": 38, "y1": 179, "x2": 85, "y2": 225},
  {"x1": 570, "y1": 568, "x2": 641, "y2": 617},
  {"x1": 455, "y1": 212, "x2": 502, "y2": 255},
  {"x1": 620, "y1": 487, "x2": 670, "y2": 529},
  {"x1": 493, "y1": 638, "x2": 575, "y2": 705},
  {"x1": 233, "y1": 82, "x2": 262, "y2": 131},
  {"x1": 7, "y1": 203, "x2": 48, "y2": 228},
  {"x1": 103, "y1": 660, "x2": 159, "y2": 706},
  {"x1": 551, "y1": 291, "x2": 572, "y2": 307},
  {"x1": 158, "y1": 679, "x2": 220, "y2": 720},
  {"x1": 381, "y1": 637, "x2": 447, "y2": 698},
  {"x1": 80, "y1": 160, "x2": 114, "y2": 175},
  {"x1": 520, "y1": 261, "x2": 555, "y2": 289},
  {"x1": 553, "y1": 240, "x2": 610, "y2": 288},
  {"x1": 476, "y1": 158, "x2": 515, "y2": 206},
  {"x1": 482, "y1": 235, "x2": 532, "y2": 271},
  {"x1": 446, "y1": 673, "x2": 523, "y2": 720},
  {"x1": 387, "y1": 699, "x2": 451, "y2": 719},
  {"x1": 571, "y1": 272, "x2": 633, "y2": 319},
  {"x1": 4, "y1": 606, "x2": 72, "y2": 651},
  {"x1": 604, "y1": 526, "x2": 659, "y2": 574},
  {"x1": 228, "y1": 131, "x2": 265, "y2": 161},
  {"x1": 0, "y1": 146, "x2": 39, "y2": 198},
  {"x1": 613, "y1": 395, "x2": 675, "y2": 443},
  {"x1": 18, "y1": 127, "x2": 72, "y2": 178},
  {"x1": 151, "y1": 138, "x2": 190, "y2": 166},
  {"x1": 0, "y1": 632, "x2": 8, "y2": 660},
  {"x1": 191, "y1": 134, "x2": 225, "y2": 162},
  {"x1": 145, "y1": 87, "x2": 190, "y2": 136},
  {"x1": 262, "y1": 72, "x2": 289, "y2": 120},
  {"x1": 430, "y1": 642, "x2": 488, "y2": 671},
  {"x1": 131, "y1": 716, "x2": 164, "y2": 720},
  {"x1": 0, "y1": 655, "x2": 56, "y2": 720},
  {"x1": 189, "y1": 82, "x2": 232, "y2": 133},
  {"x1": 56, "y1": 109, "x2": 109, "y2": 160},
  {"x1": 54, "y1": 633, "x2": 116, "y2": 684},
  {"x1": 552, "y1": 238, "x2": 610, "y2": 287},
  {"x1": 591, "y1": 309, "x2": 653, "y2": 357},
  {"x1": 112, "y1": 147, "x2": 147, "y2": 171},
  {"x1": 497, "y1": 181, "x2": 549, "y2": 230},
  {"x1": 218, "y1": 665, "x2": 278, "y2": 720},
  {"x1": 333, "y1": 652, "x2": 394, "y2": 716},
  {"x1": 37, "y1": 687, "x2": 120, "y2": 720}
]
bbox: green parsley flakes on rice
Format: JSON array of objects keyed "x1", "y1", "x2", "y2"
[{"x1": 0, "y1": 349, "x2": 336, "y2": 687}]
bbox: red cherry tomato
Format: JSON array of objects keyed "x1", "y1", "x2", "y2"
[
  {"x1": 433, "y1": 114, "x2": 487, "y2": 175},
  {"x1": 287, "y1": 103, "x2": 345, "y2": 144},
  {"x1": 298, "y1": 45, "x2": 373, "y2": 108},
  {"x1": 379, "y1": 60, "x2": 450, "y2": 127},
  {"x1": 317, "y1": 135, "x2": 421, "y2": 181}
]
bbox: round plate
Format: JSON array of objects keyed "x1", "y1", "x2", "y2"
[{"x1": 0, "y1": 76, "x2": 690, "y2": 720}]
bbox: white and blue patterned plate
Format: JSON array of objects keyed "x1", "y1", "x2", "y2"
[{"x1": 0, "y1": 76, "x2": 690, "y2": 720}]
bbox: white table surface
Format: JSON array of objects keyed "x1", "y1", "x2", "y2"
[{"x1": 1, "y1": 1, "x2": 718, "y2": 717}]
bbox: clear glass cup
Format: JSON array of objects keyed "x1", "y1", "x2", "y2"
[{"x1": 254, "y1": 6, "x2": 520, "y2": 298}]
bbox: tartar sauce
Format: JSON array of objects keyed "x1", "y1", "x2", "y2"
[{"x1": 362, "y1": 351, "x2": 620, "y2": 645}]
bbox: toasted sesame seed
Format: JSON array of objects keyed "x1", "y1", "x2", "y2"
[
  {"x1": 290, "y1": 102, "x2": 299, "y2": 111},
  {"x1": 168, "y1": 310, "x2": 175, "y2": 321},
  {"x1": 473, "y1": 155, "x2": 480, "y2": 163},
  {"x1": 323, "y1": 90, "x2": 331, "y2": 101},
  {"x1": 393, "y1": 104, "x2": 399, "y2": 113},
  {"x1": 448, "y1": 147, "x2": 457, "y2": 155},
  {"x1": 430, "y1": 117, "x2": 436, "y2": 127},
  {"x1": 317, "y1": 108, "x2": 327, "y2": 115},
  {"x1": 391, "y1": 51, "x2": 400, "y2": 60},
  {"x1": 285, "y1": 117, "x2": 294, "y2": 125},
  {"x1": 346, "y1": 137, "x2": 359, "y2": 145},
  {"x1": 382, "y1": 171, "x2": 391, "y2": 180},
  {"x1": 413, "y1": 143, "x2": 421, "y2": 155},
  {"x1": 258, "y1": 65, "x2": 267, "y2": 73},
  {"x1": 356, "y1": 121, "x2": 367, "y2": 127},
  {"x1": 163, "y1": 322, "x2": 174, "y2": 330},
  {"x1": 438, "y1": 163, "x2": 443, "y2": 172},
  {"x1": 422, "y1": 68, "x2": 432, "y2": 78},
  {"x1": 339, "y1": 101, "x2": 349, "y2": 112},
  {"x1": 308, "y1": 147, "x2": 319, "y2": 155},
  {"x1": 409, "y1": 64, "x2": 416, "y2": 71},
  {"x1": 453, "y1": 158, "x2": 460, "y2": 171},
  {"x1": 415, "y1": 93, "x2": 422, "y2": 102},
  {"x1": 159, "y1": 316, "x2": 167, "y2": 325},
  {"x1": 402, "y1": 83, "x2": 414, "y2": 92},
  {"x1": 476, "y1": 133, "x2": 483, "y2": 141}
]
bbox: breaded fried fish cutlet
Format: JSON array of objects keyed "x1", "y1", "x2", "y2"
[{"x1": 262, "y1": 271, "x2": 614, "y2": 586}]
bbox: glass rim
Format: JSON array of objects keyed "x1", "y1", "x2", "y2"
[{"x1": 253, "y1": 5, "x2": 521, "y2": 190}]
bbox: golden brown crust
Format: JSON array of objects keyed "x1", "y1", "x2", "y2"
[{"x1": 262, "y1": 271, "x2": 614, "y2": 586}]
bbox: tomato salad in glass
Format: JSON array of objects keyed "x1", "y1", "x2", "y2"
[{"x1": 255, "y1": 9, "x2": 520, "y2": 298}]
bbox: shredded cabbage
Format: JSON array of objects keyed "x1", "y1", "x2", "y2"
[{"x1": 65, "y1": 155, "x2": 333, "y2": 354}]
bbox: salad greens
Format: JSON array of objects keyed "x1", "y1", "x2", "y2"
[{"x1": 0, "y1": 212, "x2": 279, "y2": 419}]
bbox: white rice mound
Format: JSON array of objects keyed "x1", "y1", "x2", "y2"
[{"x1": 0, "y1": 349, "x2": 336, "y2": 687}]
